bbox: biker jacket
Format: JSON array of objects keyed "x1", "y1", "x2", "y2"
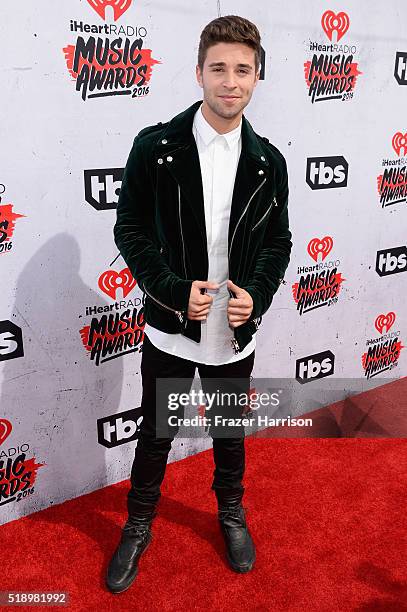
[{"x1": 113, "y1": 99, "x2": 292, "y2": 354}]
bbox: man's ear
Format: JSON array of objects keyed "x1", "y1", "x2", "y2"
[{"x1": 196, "y1": 64, "x2": 203, "y2": 88}]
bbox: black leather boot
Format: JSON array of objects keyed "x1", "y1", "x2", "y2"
[
  {"x1": 106, "y1": 503, "x2": 158, "y2": 594},
  {"x1": 215, "y1": 487, "x2": 256, "y2": 573}
]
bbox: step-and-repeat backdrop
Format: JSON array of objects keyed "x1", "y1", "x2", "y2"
[{"x1": 1, "y1": 1, "x2": 406, "y2": 524}]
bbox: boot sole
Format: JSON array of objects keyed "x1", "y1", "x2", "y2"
[{"x1": 106, "y1": 539, "x2": 151, "y2": 594}]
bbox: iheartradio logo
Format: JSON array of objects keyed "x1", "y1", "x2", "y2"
[
  {"x1": 98, "y1": 268, "x2": 137, "y2": 300},
  {"x1": 321, "y1": 10, "x2": 350, "y2": 43},
  {"x1": 0, "y1": 418, "x2": 12, "y2": 446},
  {"x1": 392, "y1": 132, "x2": 407, "y2": 157},
  {"x1": 307, "y1": 236, "x2": 333, "y2": 262},
  {"x1": 375, "y1": 312, "x2": 396, "y2": 335},
  {"x1": 86, "y1": 0, "x2": 132, "y2": 21}
]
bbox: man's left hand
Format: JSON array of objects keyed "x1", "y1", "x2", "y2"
[{"x1": 227, "y1": 279, "x2": 253, "y2": 328}]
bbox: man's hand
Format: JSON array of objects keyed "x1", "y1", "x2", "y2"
[
  {"x1": 227, "y1": 279, "x2": 253, "y2": 328},
  {"x1": 187, "y1": 280, "x2": 220, "y2": 321}
]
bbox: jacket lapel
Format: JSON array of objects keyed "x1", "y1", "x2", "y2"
[{"x1": 153, "y1": 101, "x2": 207, "y2": 248}]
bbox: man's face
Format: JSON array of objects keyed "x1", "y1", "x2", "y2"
[{"x1": 196, "y1": 42, "x2": 259, "y2": 120}]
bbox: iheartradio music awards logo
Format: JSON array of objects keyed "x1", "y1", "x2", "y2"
[
  {"x1": 291, "y1": 236, "x2": 346, "y2": 316},
  {"x1": 0, "y1": 418, "x2": 45, "y2": 509},
  {"x1": 62, "y1": 0, "x2": 160, "y2": 101},
  {"x1": 362, "y1": 313, "x2": 404, "y2": 379},
  {"x1": 304, "y1": 10, "x2": 362, "y2": 104},
  {"x1": 376, "y1": 132, "x2": 407, "y2": 208},
  {"x1": 0, "y1": 184, "x2": 25, "y2": 256},
  {"x1": 79, "y1": 266, "x2": 145, "y2": 366}
]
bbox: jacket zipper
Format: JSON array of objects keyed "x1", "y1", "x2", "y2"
[
  {"x1": 228, "y1": 177, "x2": 267, "y2": 263},
  {"x1": 178, "y1": 183, "x2": 187, "y2": 278},
  {"x1": 142, "y1": 284, "x2": 185, "y2": 323},
  {"x1": 251, "y1": 198, "x2": 275, "y2": 232},
  {"x1": 229, "y1": 176, "x2": 267, "y2": 354}
]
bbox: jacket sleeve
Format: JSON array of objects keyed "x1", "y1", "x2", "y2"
[
  {"x1": 114, "y1": 133, "x2": 193, "y2": 312},
  {"x1": 242, "y1": 155, "x2": 292, "y2": 320}
]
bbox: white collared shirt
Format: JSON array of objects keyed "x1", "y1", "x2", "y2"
[{"x1": 144, "y1": 103, "x2": 256, "y2": 365}]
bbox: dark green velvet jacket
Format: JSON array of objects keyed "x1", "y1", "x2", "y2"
[{"x1": 114, "y1": 99, "x2": 292, "y2": 354}]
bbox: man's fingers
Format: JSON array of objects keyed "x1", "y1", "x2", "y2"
[
  {"x1": 189, "y1": 310, "x2": 209, "y2": 320},
  {"x1": 197, "y1": 294, "x2": 213, "y2": 305},
  {"x1": 228, "y1": 311, "x2": 248, "y2": 319},
  {"x1": 190, "y1": 302, "x2": 211, "y2": 313},
  {"x1": 227, "y1": 305, "x2": 252, "y2": 314},
  {"x1": 188, "y1": 305, "x2": 210, "y2": 318},
  {"x1": 228, "y1": 313, "x2": 247, "y2": 327},
  {"x1": 227, "y1": 311, "x2": 251, "y2": 327},
  {"x1": 191, "y1": 307, "x2": 210, "y2": 315}
]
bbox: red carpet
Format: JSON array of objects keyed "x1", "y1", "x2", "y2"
[{"x1": 1, "y1": 437, "x2": 406, "y2": 611}]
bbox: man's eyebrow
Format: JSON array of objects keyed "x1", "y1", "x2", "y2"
[{"x1": 207, "y1": 61, "x2": 253, "y2": 70}]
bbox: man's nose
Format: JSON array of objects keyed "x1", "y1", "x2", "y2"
[{"x1": 222, "y1": 72, "x2": 238, "y2": 88}]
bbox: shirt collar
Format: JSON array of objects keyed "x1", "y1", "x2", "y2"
[{"x1": 193, "y1": 103, "x2": 241, "y2": 150}]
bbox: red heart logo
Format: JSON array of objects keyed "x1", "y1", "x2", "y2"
[
  {"x1": 86, "y1": 0, "x2": 132, "y2": 21},
  {"x1": 0, "y1": 419, "x2": 12, "y2": 446},
  {"x1": 392, "y1": 132, "x2": 407, "y2": 157},
  {"x1": 375, "y1": 312, "x2": 396, "y2": 335},
  {"x1": 98, "y1": 268, "x2": 137, "y2": 300},
  {"x1": 321, "y1": 10, "x2": 350, "y2": 42},
  {"x1": 307, "y1": 236, "x2": 333, "y2": 262}
]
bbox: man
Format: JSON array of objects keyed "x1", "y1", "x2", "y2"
[{"x1": 106, "y1": 14, "x2": 292, "y2": 593}]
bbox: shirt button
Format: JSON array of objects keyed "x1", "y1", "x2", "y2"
[
  {"x1": 258, "y1": 169, "x2": 264, "y2": 175},
  {"x1": 161, "y1": 139, "x2": 168, "y2": 144},
  {"x1": 167, "y1": 156, "x2": 173, "y2": 162},
  {"x1": 157, "y1": 158, "x2": 163, "y2": 164},
  {"x1": 260, "y1": 155, "x2": 265, "y2": 161}
]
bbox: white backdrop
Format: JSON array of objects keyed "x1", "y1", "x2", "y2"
[{"x1": 1, "y1": 0, "x2": 406, "y2": 525}]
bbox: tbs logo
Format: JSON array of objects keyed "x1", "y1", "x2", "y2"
[
  {"x1": 296, "y1": 350, "x2": 335, "y2": 384},
  {"x1": 306, "y1": 156, "x2": 348, "y2": 190},
  {"x1": 376, "y1": 246, "x2": 407, "y2": 277},
  {"x1": 0, "y1": 321, "x2": 24, "y2": 362},
  {"x1": 84, "y1": 168, "x2": 123, "y2": 211},
  {"x1": 394, "y1": 51, "x2": 407, "y2": 86},
  {"x1": 97, "y1": 408, "x2": 143, "y2": 448}
]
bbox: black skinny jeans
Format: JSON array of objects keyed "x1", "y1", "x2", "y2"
[{"x1": 128, "y1": 333, "x2": 255, "y2": 516}]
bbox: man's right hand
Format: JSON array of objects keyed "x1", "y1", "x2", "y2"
[{"x1": 187, "y1": 280, "x2": 220, "y2": 321}]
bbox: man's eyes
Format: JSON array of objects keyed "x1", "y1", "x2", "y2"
[{"x1": 212, "y1": 68, "x2": 248, "y2": 73}]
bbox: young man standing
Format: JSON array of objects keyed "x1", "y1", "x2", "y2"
[{"x1": 107, "y1": 15, "x2": 292, "y2": 593}]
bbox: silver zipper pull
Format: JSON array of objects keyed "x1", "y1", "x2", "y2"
[
  {"x1": 273, "y1": 196, "x2": 278, "y2": 206},
  {"x1": 176, "y1": 311, "x2": 184, "y2": 323}
]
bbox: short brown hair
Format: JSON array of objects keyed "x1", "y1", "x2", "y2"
[{"x1": 198, "y1": 15, "x2": 261, "y2": 73}]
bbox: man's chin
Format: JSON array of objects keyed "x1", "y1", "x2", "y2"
[{"x1": 212, "y1": 101, "x2": 244, "y2": 119}]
